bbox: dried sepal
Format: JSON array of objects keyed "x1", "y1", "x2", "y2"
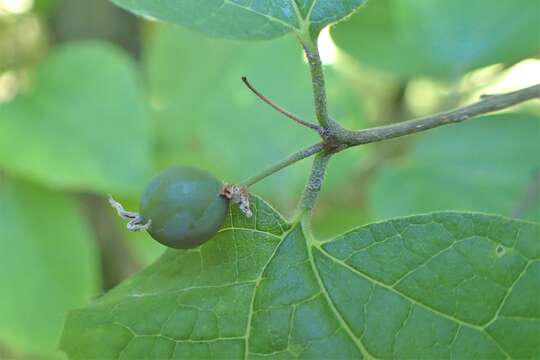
[
  {"x1": 220, "y1": 184, "x2": 253, "y2": 218},
  {"x1": 108, "y1": 195, "x2": 151, "y2": 231}
]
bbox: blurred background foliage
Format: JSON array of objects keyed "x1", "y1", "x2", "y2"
[{"x1": 0, "y1": 0, "x2": 538, "y2": 358}]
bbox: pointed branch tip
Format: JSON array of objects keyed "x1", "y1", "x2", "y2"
[{"x1": 241, "y1": 76, "x2": 322, "y2": 133}]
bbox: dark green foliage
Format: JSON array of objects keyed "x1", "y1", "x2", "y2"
[
  {"x1": 60, "y1": 201, "x2": 540, "y2": 359},
  {"x1": 1, "y1": 0, "x2": 538, "y2": 358},
  {"x1": 111, "y1": 0, "x2": 366, "y2": 40}
]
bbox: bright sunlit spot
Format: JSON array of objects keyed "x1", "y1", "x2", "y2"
[
  {"x1": 481, "y1": 59, "x2": 540, "y2": 94},
  {"x1": 317, "y1": 26, "x2": 338, "y2": 65},
  {"x1": 0, "y1": 0, "x2": 33, "y2": 14},
  {"x1": 0, "y1": 71, "x2": 19, "y2": 103},
  {"x1": 405, "y1": 79, "x2": 453, "y2": 115}
]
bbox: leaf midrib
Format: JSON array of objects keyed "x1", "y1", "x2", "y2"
[
  {"x1": 243, "y1": 220, "x2": 296, "y2": 359},
  {"x1": 224, "y1": 0, "x2": 299, "y2": 32},
  {"x1": 303, "y1": 222, "x2": 377, "y2": 360},
  {"x1": 223, "y1": 0, "x2": 321, "y2": 35}
]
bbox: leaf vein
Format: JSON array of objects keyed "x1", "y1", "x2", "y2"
[
  {"x1": 307, "y1": 243, "x2": 377, "y2": 359},
  {"x1": 482, "y1": 260, "x2": 534, "y2": 328},
  {"x1": 319, "y1": 247, "x2": 485, "y2": 331},
  {"x1": 243, "y1": 223, "x2": 297, "y2": 358},
  {"x1": 223, "y1": 0, "x2": 299, "y2": 32}
]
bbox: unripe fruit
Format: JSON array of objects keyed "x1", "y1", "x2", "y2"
[{"x1": 139, "y1": 166, "x2": 229, "y2": 249}]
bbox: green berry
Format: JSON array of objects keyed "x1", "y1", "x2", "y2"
[{"x1": 139, "y1": 166, "x2": 229, "y2": 249}]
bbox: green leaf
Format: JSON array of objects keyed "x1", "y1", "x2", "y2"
[
  {"x1": 371, "y1": 113, "x2": 540, "y2": 222},
  {"x1": 60, "y1": 196, "x2": 540, "y2": 359},
  {"x1": 111, "y1": 0, "x2": 366, "y2": 40},
  {"x1": 0, "y1": 178, "x2": 100, "y2": 357},
  {"x1": 332, "y1": 0, "x2": 540, "y2": 78},
  {"x1": 0, "y1": 42, "x2": 152, "y2": 196},
  {"x1": 33, "y1": 0, "x2": 61, "y2": 14},
  {"x1": 145, "y1": 26, "x2": 366, "y2": 209}
]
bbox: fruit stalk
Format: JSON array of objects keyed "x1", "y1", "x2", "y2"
[{"x1": 241, "y1": 142, "x2": 324, "y2": 187}]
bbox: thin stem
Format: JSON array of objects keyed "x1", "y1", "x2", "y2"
[
  {"x1": 298, "y1": 152, "x2": 332, "y2": 213},
  {"x1": 240, "y1": 143, "x2": 324, "y2": 187},
  {"x1": 290, "y1": 36, "x2": 334, "y2": 214},
  {"x1": 241, "y1": 76, "x2": 322, "y2": 132},
  {"x1": 301, "y1": 38, "x2": 331, "y2": 129},
  {"x1": 340, "y1": 84, "x2": 540, "y2": 147}
]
